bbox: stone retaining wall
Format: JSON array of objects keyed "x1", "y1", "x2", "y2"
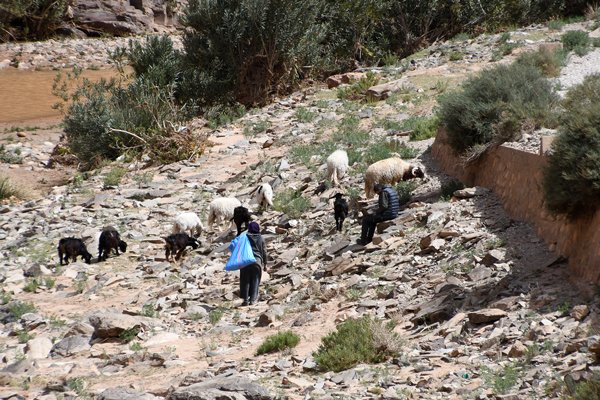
[{"x1": 431, "y1": 130, "x2": 600, "y2": 283}]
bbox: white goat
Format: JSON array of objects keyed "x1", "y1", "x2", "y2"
[
  {"x1": 364, "y1": 155, "x2": 424, "y2": 198},
  {"x1": 326, "y1": 149, "x2": 349, "y2": 186},
  {"x1": 173, "y1": 212, "x2": 204, "y2": 237},
  {"x1": 207, "y1": 197, "x2": 242, "y2": 228}
]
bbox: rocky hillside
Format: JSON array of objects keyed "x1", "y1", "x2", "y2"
[{"x1": 1, "y1": 22, "x2": 600, "y2": 400}]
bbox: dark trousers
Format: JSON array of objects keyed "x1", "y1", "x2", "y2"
[
  {"x1": 239, "y1": 264, "x2": 262, "y2": 302},
  {"x1": 361, "y1": 214, "x2": 387, "y2": 243}
]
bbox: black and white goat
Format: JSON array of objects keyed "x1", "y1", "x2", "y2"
[
  {"x1": 58, "y1": 237, "x2": 92, "y2": 265},
  {"x1": 164, "y1": 233, "x2": 199, "y2": 261},
  {"x1": 98, "y1": 226, "x2": 127, "y2": 262}
]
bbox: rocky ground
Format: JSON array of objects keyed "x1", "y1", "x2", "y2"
[{"x1": 1, "y1": 21, "x2": 600, "y2": 400}]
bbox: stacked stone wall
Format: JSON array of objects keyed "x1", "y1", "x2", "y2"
[{"x1": 432, "y1": 130, "x2": 600, "y2": 282}]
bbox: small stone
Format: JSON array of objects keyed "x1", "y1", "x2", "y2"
[{"x1": 571, "y1": 305, "x2": 589, "y2": 321}]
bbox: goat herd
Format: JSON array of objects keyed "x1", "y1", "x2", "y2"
[{"x1": 55, "y1": 150, "x2": 425, "y2": 266}]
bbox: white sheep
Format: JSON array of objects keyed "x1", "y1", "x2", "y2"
[
  {"x1": 252, "y1": 182, "x2": 274, "y2": 210},
  {"x1": 173, "y1": 212, "x2": 204, "y2": 237},
  {"x1": 364, "y1": 155, "x2": 425, "y2": 198},
  {"x1": 326, "y1": 149, "x2": 349, "y2": 186},
  {"x1": 207, "y1": 197, "x2": 242, "y2": 229}
]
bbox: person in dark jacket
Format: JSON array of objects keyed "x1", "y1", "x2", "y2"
[
  {"x1": 358, "y1": 183, "x2": 400, "y2": 245},
  {"x1": 240, "y1": 221, "x2": 268, "y2": 306}
]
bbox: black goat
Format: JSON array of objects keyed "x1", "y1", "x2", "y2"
[
  {"x1": 58, "y1": 238, "x2": 92, "y2": 265},
  {"x1": 164, "y1": 233, "x2": 199, "y2": 261},
  {"x1": 331, "y1": 193, "x2": 349, "y2": 232},
  {"x1": 98, "y1": 226, "x2": 127, "y2": 262},
  {"x1": 230, "y1": 206, "x2": 253, "y2": 236}
]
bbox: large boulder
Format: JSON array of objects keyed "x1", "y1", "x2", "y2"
[
  {"x1": 170, "y1": 374, "x2": 273, "y2": 400},
  {"x1": 88, "y1": 310, "x2": 158, "y2": 338}
]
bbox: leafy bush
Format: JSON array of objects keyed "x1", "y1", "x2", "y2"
[
  {"x1": 361, "y1": 141, "x2": 418, "y2": 165},
  {"x1": 437, "y1": 61, "x2": 558, "y2": 156},
  {"x1": 181, "y1": 0, "x2": 319, "y2": 106},
  {"x1": 561, "y1": 30, "x2": 590, "y2": 52},
  {"x1": 564, "y1": 374, "x2": 600, "y2": 400},
  {"x1": 9, "y1": 301, "x2": 36, "y2": 319},
  {"x1": 404, "y1": 116, "x2": 439, "y2": 141},
  {"x1": 103, "y1": 166, "x2": 126, "y2": 188},
  {"x1": 209, "y1": 308, "x2": 224, "y2": 325},
  {"x1": 440, "y1": 179, "x2": 465, "y2": 200},
  {"x1": 543, "y1": 75, "x2": 600, "y2": 217},
  {"x1": 256, "y1": 331, "x2": 300, "y2": 355},
  {"x1": 273, "y1": 189, "x2": 311, "y2": 218},
  {"x1": 295, "y1": 107, "x2": 317, "y2": 123},
  {"x1": 0, "y1": 0, "x2": 69, "y2": 40},
  {"x1": 515, "y1": 47, "x2": 566, "y2": 78},
  {"x1": 204, "y1": 104, "x2": 246, "y2": 129},
  {"x1": 313, "y1": 316, "x2": 402, "y2": 372},
  {"x1": 338, "y1": 72, "x2": 380, "y2": 101},
  {"x1": 0, "y1": 176, "x2": 20, "y2": 200},
  {"x1": 0, "y1": 145, "x2": 22, "y2": 164},
  {"x1": 547, "y1": 19, "x2": 565, "y2": 30},
  {"x1": 395, "y1": 181, "x2": 418, "y2": 205}
]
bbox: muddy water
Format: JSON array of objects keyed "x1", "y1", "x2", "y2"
[{"x1": 0, "y1": 68, "x2": 121, "y2": 124}]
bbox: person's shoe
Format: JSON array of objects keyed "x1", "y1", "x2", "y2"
[
  {"x1": 356, "y1": 238, "x2": 367, "y2": 246},
  {"x1": 241, "y1": 300, "x2": 249, "y2": 306}
]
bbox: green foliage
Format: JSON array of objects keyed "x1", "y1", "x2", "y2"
[
  {"x1": 561, "y1": 30, "x2": 590, "y2": 53},
  {"x1": 66, "y1": 377, "x2": 86, "y2": 396},
  {"x1": 256, "y1": 331, "x2": 300, "y2": 355},
  {"x1": 440, "y1": 179, "x2": 464, "y2": 200},
  {"x1": 243, "y1": 119, "x2": 270, "y2": 137},
  {"x1": 17, "y1": 330, "x2": 34, "y2": 344},
  {"x1": 448, "y1": 51, "x2": 464, "y2": 61},
  {"x1": 295, "y1": 107, "x2": 317, "y2": 123},
  {"x1": 0, "y1": 0, "x2": 69, "y2": 40},
  {"x1": 361, "y1": 141, "x2": 417, "y2": 165},
  {"x1": 0, "y1": 290, "x2": 11, "y2": 305},
  {"x1": 9, "y1": 301, "x2": 36, "y2": 319},
  {"x1": 0, "y1": 177, "x2": 20, "y2": 200},
  {"x1": 119, "y1": 327, "x2": 140, "y2": 343},
  {"x1": 23, "y1": 278, "x2": 40, "y2": 293},
  {"x1": 437, "y1": 61, "x2": 558, "y2": 155},
  {"x1": 313, "y1": 316, "x2": 402, "y2": 372},
  {"x1": 344, "y1": 287, "x2": 365, "y2": 301},
  {"x1": 103, "y1": 166, "x2": 126, "y2": 188},
  {"x1": 404, "y1": 116, "x2": 439, "y2": 141},
  {"x1": 337, "y1": 72, "x2": 380, "y2": 101},
  {"x1": 55, "y1": 38, "x2": 203, "y2": 169},
  {"x1": 208, "y1": 308, "x2": 224, "y2": 325},
  {"x1": 515, "y1": 47, "x2": 566, "y2": 78},
  {"x1": 204, "y1": 103, "x2": 246, "y2": 129},
  {"x1": 0, "y1": 145, "x2": 22, "y2": 164},
  {"x1": 141, "y1": 304, "x2": 158, "y2": 318},
  {"x1": 564, "y1": 374, "x2": 600, "y2": 400},
  {"x1": 181, "y1": 0, "x2": 318, "y2": 106},
  {"x1": 395, "y1": 181, "x2": 418, "y2": 205},
  {"x1": 543, "y1": 75, "x2": 600, "y2": 217},
  {"x1": 481, "y1": 363, "x2": 521, "y2": 394},
  {"x1": 547, "y1": 19, "x2": 565, "y2": 30},
  {"x1": 129, "y1": 342, "x2": 144, "y2": 352},
  {"x1": 273, "y1": 189, "x2": 311, "y2": 218}
]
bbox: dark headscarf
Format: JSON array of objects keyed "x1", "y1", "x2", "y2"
[{"x1": 248, "y1": 221, "x2": 260, "y2": 234}]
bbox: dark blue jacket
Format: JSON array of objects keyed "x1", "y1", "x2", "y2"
[{"x1": 378, "y1": 186, "x2": 400, "y2": 220}]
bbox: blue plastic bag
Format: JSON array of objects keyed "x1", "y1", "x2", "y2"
[{"x1": 225, "y1": 231, "x2": 257, "y2": 271}]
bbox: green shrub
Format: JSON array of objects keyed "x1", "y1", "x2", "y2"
[
  {"x1": 440, "y1": 179, "x2": 464, "y2": 200},
  {"x1": 0, "y1": 145, "x2": 22, "y2": 164},
  {"x1": 295, "y1": 107, "x2": 317, "y2": 123},
  {"x1": 204, "y1": 103, "x2": 246, "y2": 129},
  {"x1": 395, "y1": 181, "x2": 417, "y2": 205},
  {"x1": 437, "y1": 61, "x2": 558, "y2": 156},
  {"x1": 103, "y1": 166, "x2": 126, "y2": 188},
  {"x1": 23, "y1": 279, "x2": 40, "y2": 293},
  {"x1": 543, "y1": 75, "x2": 600, "y2": 217},
  {"x1": 561, "y1": 30, "x2": 590, "y2": 52},
  {"x1": 9, "y1": 301, "x2": 36, "y2": 318},
  {"x1": 256, "y1": 331, "x2": 300, "y2": 355},
  {"x1": 515, "y1": 47, "x2": 566, "y2": 78},
  {"x1": 404, "y1": 116, "x2": 439, "y2": 141},
  {"x1": 338, "y1": 72, "x2": 380, "y2": 101},
  {"x1": 243, "y1": 120, "x2": 270, "y2": 137},
  {"x1": 361, "y1": 141, "x2": 418, "y2": 165},
  {"x1": 208, "y1": 308, "x2": 224, "y2": 325},
  {"x1": 481, "y1": 363, "x2": 521, "y2": 394},
  {"x1": 0, "y1": 0, "x2": 69, "y2": 40},
  {"x1": 547, "y1": 19, "x2": 565, "y2": 30},
  {"x1": 119, "y1": 327, "x2": 140, "y2": 343},
  {"x1": 0, "y1": 177, "x2": 20, "y2": 200},
  {"x1": 273, "y1": 188, "x2": 311, "y2": 218},
  {"x1": 448, "y1": 51, "x2": 464, "y2": 61},
  {"x1": 313, "y1": 316, "x2": 402, "y2": 372},
  {"x1": 564, "y1": 374, "x2": 600, "y2": 400}
]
